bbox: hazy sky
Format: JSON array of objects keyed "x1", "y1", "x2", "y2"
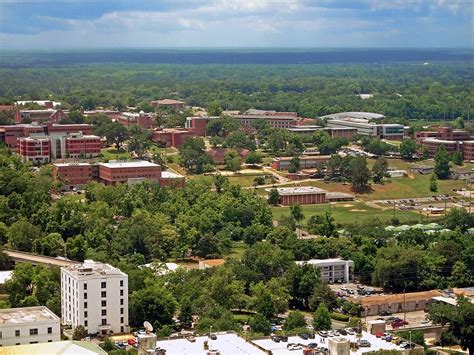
[{"x1": 0, "y1": 0, "x2": 472, "y2": 49}]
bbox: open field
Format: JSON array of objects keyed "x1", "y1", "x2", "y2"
[
  {"x1": 100, "y1": 148, "x2": 131, "y2": 160},
  {"x1": 271, "y1": 201, "x2": 431, "y2": 227}
]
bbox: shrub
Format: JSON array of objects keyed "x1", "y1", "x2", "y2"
[{"x1": 331, "y1": 312, "x2": 350, "y2": 321}]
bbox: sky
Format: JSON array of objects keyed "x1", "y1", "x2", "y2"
[{"x1": 0, "y1": 0, "x2": 472, "y2": 49}]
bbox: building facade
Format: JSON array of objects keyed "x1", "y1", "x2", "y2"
[
  {"x1": 16, "y1": 136, "x2": 51, "y2": 163},
  {"x1": 0, "y1": 306, "x2": 60, "y2": 346},
  {"x1": 271, "y1": 155, "x2": 331, "y2": 171},
  {"x1": 53, "y1": 163, "x2": 94, "y2": 190},
  {"x1": 15, "y1": 109, "x2": 67, "y2": 124},
  {"x1": 151, "y1": 128, "x2": 193, "y2": 148},
  {"x1": 268, "y1": 187, "x2": 327, "y2": 205},
  {"x1": 151, "y1": 99, "x2": 186, "y2": 111},
  {"x1": 61, "y1": 260, "x2": 129, "y2": 336},
  {"x1": 296, "y1": 258, "x2": 354, "y2": 283},
  {"x1": 116, "y1": 112, "x2": 153, "y2": 129},
  {"x1": 98, "y1": 161, "x2": 161, "y2": 185}
]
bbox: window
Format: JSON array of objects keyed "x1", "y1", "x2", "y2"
[
  {"x1": 120, "y1": 280, "x2": 123, "y2": 287},
  {"x1": 120, "y1": 317, "x2": 124, "y2": 323},
  {"x1": 120, "y1": 290, "x2": 123, "y2": 296},
  {"x1": 0, "y1": 331, "x2": 2, "y2": 339},
  {"x1": 120, "y1": 308, "x2": 123, "y2": 315},
  {"x1": 84, "y1": 311, "x2": 88, "y2": 318},
  {"x1": 30, "y1": 341, "x2": 39, "y2": 344},
  {"x1": 101, "y1": 309, "x2": 106, "y2": 316},
  {"x1": 85, "y1": 320, "x2": 88, "y2": 327},
  {"x1": 30, "y1": 328, "x2": 39, "y2": 336},
  {"x1": 120, "y1": 299, "x2": 123, "y2": 305},
  {"x1": 102, "y1": 319, "x2": 107, "y2": 325},
  {"x1": 84, "y1": 293, "x2": 87, "y2": 299},
  {"x1": 48, "y1": 340, "x2": 53, "y2": 343},
  {"x1": 84, "y1": 302, "x2": 87, "y2": 308},
  {"x1": 101, "y1": 281, "x2": 106, "y2": 289},
  {"x1": 101, "y1": 300, "x2": 106, "y2": 307},
  {"x1": 15, "y1": 330, "x2": 20, "y2": 337},
  {"x1": 47, "y1": 327, "x2": 52, "y2": 334},
  {"x1": 84, "y1": 283, "x2": 87, "y2": 290},
  {"x1": 101, "y1": 291, "x2": 106, "y2": 298}
]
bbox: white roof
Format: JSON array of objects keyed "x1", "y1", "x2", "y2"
[
  {"x1": 0, "y1": 306, "x2": 59, "y2": 324},
  {"x1": 0, "y1": 341, "x2": 107, "y2": 354},
  {"x1": 16, "y1": 100, "x2": 61, "y2": 107},
  {"x1": 63, "y1": 259, "x2": 127, "y2": 278},
  {"x1": 99, "y1": 160, "x2": 159, "y2": 169},
  {"x1": 422, "y1": 138, "x2": 458, "y2": 144},
  {"x1": 53, "y1": 163, "x2": 92, "y2": 167},
  {"x1": 296, "y1": 258, "x2": 354, "y2": 266},
  {"x1": 265, "y1": 186, "x2": 327, "y2": 196},
  {"x1": 0, "y1": 270, "x2": 13, "y2": 284},
  {"x1": 161, "y1": 171, "x2": 184, "y2": 179},
  {"x1": 155, "y1": 333, "x2": 266, "y2": 354},
  {"x1": 322, "y1": 112, "x2": 385, "y2": 120}
]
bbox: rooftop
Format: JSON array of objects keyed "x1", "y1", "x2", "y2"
[
  {"x1": 201, "y1": 259, "x2": 225, "y2": 267},
  {"x1": 62, "y1": 259, "x2": 127, "y2": 278},
  {"x1": 153, "y1": 99, "x2": 185, "y2": 105},
  {"x1": 155, "y1": 333, "x2": 266, "y2": 355},
  {"x1": 99, "y1": 160, "x2": 160, "y2": 169},
  {"x1": 0, "y1": 340, "x2": 107, "y2": 355},
  {"x1": 161, "y1": 171, "x2": 185, "y2": 179},
  {"x1": 422, "y1": 138, "x2": 458, "y2": 144},
  {"x1": 0, "y1": 306, "x2": 59, "y2": 325},
  {"x1": 0, "y1": 270, "x2": 13, "y2": 284},
  {"x1": 322, "y1": 111, "x2": 385, "y2": 120},
  {"x1": 296, "y1": 258, "x2": 354, "y2": 266},
  {"x1": 351, "y1": 290, "x2": 442, "y2": 306},
  {"x1": 53, "y1": 162, "x2": 92, "y2": 167},
  {"x1": 266, "y1": 186, "x2": 327, "y2": 196},
  {"x1": 273, "y1": 155, "x2": 331, "y2": 161}
]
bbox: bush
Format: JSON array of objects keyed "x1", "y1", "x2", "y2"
[
  {"x1": 331, "y1": 312, "x2": 350, "y2": 321},
  {"x1": 249, "y1": 313, "x2": 272, "y2": 335},
  {"x1": 284, "y1": 311, "x2": 307, "y2": 330}
]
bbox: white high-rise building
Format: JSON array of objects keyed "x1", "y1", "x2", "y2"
[{"x1": 61, "y1": 260, "x2": 129, "y2": 336}]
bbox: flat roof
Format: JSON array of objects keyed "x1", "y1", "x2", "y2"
[
  {"x1": 153, "y1": 99, "x2": 185, "y2": 104},
  {"x1": 296, "y1": 258, "x2": 354, "y2": 266},
  {"x1": 155, "y1": 333, "x2": 266, "y2": 354},
  {"x1": 0, "y1": 270, "x2": 13, "y2": 284},
  {"x1": 62, "y1": 259, "x2": 127, "y2": 278},
  {"x1": 233, "y1": 114, "x2": 298, "y2": 120},
  {"x1": 161, "y1": 171, "x2": 185, "y2": 179},
  {"x1": 273, "y1": 155, "x2": 331, "y2": 161},
  {"x1": 266, "y1": 186, "x2": 327, "y2": 196},
  {"x1": 253, "y1": 331, "x2": 405, "y2": 354},
  {"x1": 0, "y1": 341, "x2": 107, "y2": 355},
  {"x1": 0, "y1": 306, "x2": 59, "y2": 325},
  {"x1": 99, "y1": 160, "x2": 159, "y2": 169},
  {"x1": 422, "y1": 138, "x2": 458, "y2": 144},
  {"x1": 54, "y1": 163, "x2": 92, "y2": 167},
  {"x1": 321, "y1": 111, "x2": 385, "y2": 120},
  {"x1": 351, "y1": 290, "x2": 442, "y2": 306}
]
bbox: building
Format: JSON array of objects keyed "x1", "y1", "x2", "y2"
[
  {"x1": 324, "y1": 127, "x2": 358, "y2": 140},
  {"x1": 61, "y1": 260, "x2": 129, "y2": 335},
  {"x1": 0, "y1": 340, "x2": 107, "y2": 354},
  {"x1": 63, "y1": 133, "x2": 101, "y2": 158},
  {"x1": 415, "y1": 126, "x2": 473, "y2": 160},
  {"x1": 15, "y1": 109, "x2": 67, "y2": 124},
  {"x1": 328, "y1": 337, "x2": 350, "y2": 355},
  {"x1": 461, "y1": 141, "x2": 474, "y2": 161},
  {"x1": 16, "y1": 136, "x2": 51, "y2": 163},
  {"x1": 323, "y1": 112, "x2": 405, "y2": 140},
  {"x1": 46, "y1": 123, "x2": 93, "y2": 136},
  {"x1": 268, "y1": 186, "x2": 327, "y2": 205},
  {"x1": 286, "y1": 125, "x2": 322, "y2": 134},
  {"x1": 271, "y1": 155, "x2": 331, "y2": 170},
  {"x1": 205, "y1": 148, "x2": 250, "y2": 164},
  {"x1": 160, "y1": 170, "x2": 186, "y2": 188},
  {"x1": 116, "y1": 111, "x2": 153, "y2": 129},
  {"x1": 82, "y1": 109, "x2": 121, "y2": 120},
  {"x1": 230, "y1": 113, "x2": 299, "y2": 129},
  {"x1": 185, "y1": 116, "x2": 211, "y2": 136},
  {"x1": 0, "y1": 306, "x2": 60, "y2": 346},
  {"x1": 0, "y1": 270, "x2": 12, "y2": 293},
  {"x1": 415, "y1": 126, "x2": 470, "y2": 142},
  {"x1": 198, "y1": 259, "x2": 225, "y2": 270},
  {"x1": 15, "y1": 100, "x2": 61, "y2": 108},
  {"x1": 98, "y1": 160, "x2": 161, "y2": 185},
  {"x1": 0, "y1": 123, "x2": 45, "y2": 148},
  {"x1": 151, "y1": 99, "x2": 186, "y2": 111},
  {"x1": 53, "y1": 163, "x2": 94, "y2": 190},
  {"x1": 295, "y1": 258, "x2": 354, "y2": 283},
  {"x1": 151, "y1": 128, "x2": 193, "y2": 148},
  {"x1": 350, "y1": 290, "x2": 443, "y2": 317}
]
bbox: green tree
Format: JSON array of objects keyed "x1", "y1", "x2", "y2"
[
  {"x1": 454, "y1": 117, "x2": 465, "y2": 129},
  {"x1": 443, "y1": 207, "x2": 474, "y2": 232},
  {"x1": 249, "y1": 313, "x2": 272, "y2": 335},
  {"x1": 349, "y1": 157, "x2": 370, "y2": 192},
  {"x1": 179, "y1": 137, "x2": 213, "y2": 173},
  {"x1": 268, "y1": 188, "x2": 280, "y2": 206},
  {"x1": 127, "y1": 125, "x2": 151, "y2": 158},
  {"x1": 290, "y1": 204, "x2": 304, "y2": 237},
  {"x1": 396, "y1": 330, "x2": 426, "y2": 347},
  {"x1": 208, "y1": 100, "x2": 223, "y2": 116},
  {"x1": 250, "y1": 279, "x2": 290, "y2": 319},
  {"x1": 101, "y1": 121, "x2": 129, "y2": 150},
  {"x1": 246, "y1": 151, "x2": 263, "y2": 165},
  {"x1": 307, "y1": 212, "x2": 337, "y2": 237},
  {"x1": 7, "y1": 218, "x2": 41, "y2": 252},
  {"x1": 102, "y1": 338, "x2": 116, "y2": 352},
  {"x1": 429, "y1": 174, "x2": 438, "y2": 192},
  {"x1": 313, "y1": 303, "x2": 331, "y2": 330},
  {"x1": 372, "y1": 156, "x2": 388, "y2": 184},
  {"x1": 288, "y1": 156, "x2": 300, "y2": 173},
  {"x1": 224, "y1": 150, "x2": 242, "y2": 172},
  {"x1": 72, "y1": 325, "x2": 88, "y2": 340},
  {"x1": 267, "y1": 130, "x2": 287, "y2": 154},
  {"x1": 63, "y1": 110, "x2": 85, "y2": 124},
  {"x1": 452, "y1": 151, "x2": 463, "y2": 166},
  {"x1": 434, "y1": 145, "x2": 451, "y2": 179},
  {"x1": 399, "y1": 138, "x2": 418, "y2": 160},
  {"x1": 284, "y1": 311, "x2": 307, "y2": 330}
]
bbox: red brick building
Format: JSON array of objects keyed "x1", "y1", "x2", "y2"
[
  {"x1": 64, "y1": 133, "x2": 101, "y2": 158},
  {"x1": 151, "y1": 99, "x2": 186, "y2": 111},
  {"x1": 415, "y1": 126, "x2": 470, "y2": 142},
  {"x1": 82, "y1": 110, "x2": 121, "y2": 120},
  {"x1": 16, "y1": 136, "x2": 51, "y2": 164},
  {"x1": 185, "y1": 116, "x2": 209, "y2": 136},
  {"x1": 267, "y1": 186, "x2": 327, "y2": 205},
  {"x1": 271, "y1": 155, "x2": 331, "y2": 171},
  {"x1": 0, "y1": 124, "x2": 45, "y2": 148},
  {"x1": 324, "y1": 127, "x2": 357, "y2": 140},
  {"x1": 15, "y1": 109, "x2": 67, "y2": 124},
  {"x1": 53, "y1": 163, "x2": 93, "y2": 190},
  {"x1": 117, "y1": 111, "x2": 153, "y2": 129},
  {"x1": 206, "y1": 148, "x2": 250, "y2": 164},
  {"x1": 461, "y1": 141, "x2": 474, "y2": 161},
  {"x1": 151, "y1": 128, "x2": 193, "y2": 148},
  {"x1": 98, "y1": 161, "x2": 161, "y2": 185},
  {"x1": 46, "y1": 123, "x2": 93, "y2": 135},
  {"x1": 416, "y1": 126, "x2": 473, "y2": 161}
]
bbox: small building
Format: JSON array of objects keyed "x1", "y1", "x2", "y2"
[
  {"x1": 199, "y1": 259, "x2": 225, "y2": 270},
  {"x1": 151, "y1": 128, "x2": 193, "y2": 148},
  {"x1": 0, "y1": 270, "x2": 12, "y2": 293},
  {"x1": 0, "y1": 340, "x2": 107, "y2": 354},
  {"x1": 410, "y1": 165, "x2": 434, "y2": 175},
  {"x1": 271, "y1": 155, "x2": 331, "y2": 171},
  {"x1": 185, "y1": 116, "x2": 211, "y2": 136},
  {"x1": 387, "y1": 169, "x2": 407, "y2": 178},
  {"x1": 61, "y1": 259, "x2": 129, "y2": 335},
  {"x1": 267, "y1": 186, "x2": 327, "y2": 206},
  {"x1": 0, "y1": 306, "x2": 60, "y2": 346},
  {"x1": 98, "y1": 160, "x2": 161, "y2": 185},
  {"x1": 116, "y1": 111, "x2": 153, "y2": 129},
  {"x1": 295, "y1": 258, "x2": 354, "y2": 283},
  {"x1": 328, "y1": 337, "x2": 350, "y2": 355},
  {"x1": 151, "y1": 99, "x2": 186, "y2": 111},
  {"x1": 160, "y1": 170, "x2": 186, "y2": 188},
  {"x1": 206, "y1": 148, "x2": 250, "y2": 164}
]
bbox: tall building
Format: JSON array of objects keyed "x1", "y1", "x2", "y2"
[
  {"x1": 296, "y1": 258, "x2": 354, "y2": 283},
  {"x1": 116, "y1": 111, "x2": 153, "y2": 129},
  {"x1": 0, "y1": 306, "x2": 60, "y2": 346},
  {"x1": 98, "y1": 160, "x2": 161, "y2": 185},
  {"x1": 61, "y1": 260, "x2": 129, "y2": 336},
  {"x1": 16, "y1": 136, "x2": 51, "y2": 163}
]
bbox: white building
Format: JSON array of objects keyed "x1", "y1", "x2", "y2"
[
  {"x1": 296, "y1": 258, "x2": 354, "y2": 283},
  {"x1": 61, "y1": 260, "x2": 129, "y2": 336},
  {"x1": 0, "y1": 306, "x2": 60, "y2": 346}
]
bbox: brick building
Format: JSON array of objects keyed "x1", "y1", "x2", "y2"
[
  {"x1": 271, "y1": 155, "x2": 331, "y2": 171},
  {"x1": 46, "y1": 123, "x2": 93, "y2": 136},
  {"x1": 53, "y1": 163, "x2": 94, "y2": 190},
  {"x1": 116, "y1": 111, "x2": 153, "y2": 129},
  {"x1": 82, "y1": 109, "x2": 121, "y2": 120},
  {"x1": 206, "y1": 148, "x2": 250, "y2": 164},
  {"x1": 185, "y1": 116, "x2": 210, "y2": 136},
  {"x1": 16, "y1": 136, "x2": 51, "y2": 164},
  {"x1": 267, "y1": 186, "x2": 327, "y2": 205},
  {"x1": 416, "y1": 126, "x2": 473, "y2": 160},
  {"x1": 324, "y1": 127, "x2": 357, "y2": 140},
  {"x1": 415, "y1": 126, "x2": 470, "y2": 142},
  {"x1": 151, "y1": 99, "x2": 186, "y2": 111},
  {"x1": 64, "y1": 133, "x2": 102, "y2": 158},
  {"x1": 461, "y1": 141, "x2": 474, "y2": 161},
  {"x1": 15, "y1": 109, "x2": 67, "y2": 124},
  {"x1": 15, "y1": 100, "x2": 61, "y2": 109},
  {"x1": 151, "y1": 128, "x2": 193, "y2": 148},
  {"x1": 0, "y1": 124, "x2": 45, "y2": 148},
  {"x1": 98, "y1": 161, "x2": 161, "y2": 185}
]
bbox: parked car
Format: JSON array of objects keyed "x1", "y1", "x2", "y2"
[
  {"x1": 320, "y1": 347, "x2": 329, "y2": 353},
  {"x1": 318, "y1": 331, "x2": 328, "y2": 337},
  {"x1": 298, "y1": 333, "x2": 310, "y2": 340},
  {"x1": 280, "y1": 335, "x2": 288, "y2": 342},
  {"x1": 271, "y1": 336, "x2": 281, "y2": 343},
  {"x1": 379, "y1": 310, "x2": 393, "y2": 316},
  {"x1": 338, "y1": 329, "x2": 347, "y2": 335},
  {"x1": 307, "y1": 343, "x2": 318, "y2": 349},
  {"x1": 391, "y1": 320, "x2": 408, "y2": 328},
  {"x1": 287, "y1": 343, "x2": 302, "y2": 351},
  {"x1": 359, "y1": 340, "x2": 371, "y2": 347}
]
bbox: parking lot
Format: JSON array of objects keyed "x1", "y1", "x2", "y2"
[
  {"x1": 365, "y1": 310, "x2": 431, "y2": 330},
  {"x1": 330, "y1": 283, "x2": 384, "y2": 298}
]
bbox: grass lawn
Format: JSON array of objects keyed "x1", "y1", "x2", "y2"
[
  {"x1": 271, "y1": 201, "x2": 427, "y2": 227},
  {"x1": 225, "y1": 241, "x2": 247, "y2": 260},
  {"x1": 101, "y1": 148, "x2": 131, "y2": 160},
  {"x1": 227, "y1": 174, "x2": 269, "y2": 187}
]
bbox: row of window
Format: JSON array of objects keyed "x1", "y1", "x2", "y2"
[{"x1": 0, "y1": 327, "x2": 53, "y2": 338}]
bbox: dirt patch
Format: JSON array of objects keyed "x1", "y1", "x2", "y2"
[
  {"x1": 341, "y1": 204, "x2": 354, "y2": 208},
  {"x1": 350, "y1": 209, "x2": 367, "y2": 212}
]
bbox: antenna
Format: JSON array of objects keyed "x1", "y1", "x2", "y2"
[{"x1": 143, "y1": 321, "x2": 153, "y2": 334}]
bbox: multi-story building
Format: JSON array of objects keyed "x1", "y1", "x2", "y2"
[
  {"x1": 16, "y1": 136, "x2": 51, "y2": 163},
  {"x1": 0, "y1": 306, "x2": 60, "y2": 346},
  {"x1": 15, "y1": 109, "x2": 67, "y2": 124},
  {"x1": 415, "y1": 126, "x2": 474, "y2": 161},
  {"x1": 151, "y1": 99, "x2": 186, "y2": 111},
  {"x1": 46, "y1": 123, "x2": 93, "y2": 136},
  {"x1": 323, "y1": 112, "x2": 405, "y2": 140},
  {"x1": 461, "y1": 141, "x2": 474, "y2": 161},
  {"x1": 230, "y1": 113, "x2": 299, "y2": 129},
  {"x1": 271, "y1": 155, "x2": 331, "y2": 171},
  {"x1": 151, "y1": 128, "x2": 193, "y2": 148},
  {"x1": 61, "y1": 260, "x2": 129, "y2": 336},
  {"x1": 185, "y1": 116, "x2": 210, "y2": 136},
  {"x1": 116, "y1": 111, "x2": 153, "y2": 129},
  {"x1": 53, "y1": 163, "x2": 94, "y2": 190},
  {"x1": 15, "y1": 100, "x2": 61, "y2": 109},
  {"x1": 295, "y1": 258, "x2": 354, "y2": 283},
  {"x1": 98, "y1": 160, "x2": 161, "y2": 185},
  {"x1": 267, "y1": 186, "x2": 327, "y2": 205},
  {"x1": 415, "y1": 126, "x2": 470, "y2": 142},
  {"x1": 420, "y1": 138, "x2": 459, "y2": 156},
  {"x1": 64, "y1": 133, "x2": 101, "y2": 158}
]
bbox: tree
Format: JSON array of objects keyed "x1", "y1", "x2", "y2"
[
  {"x1": 250, "y1": 279, "x2": 290, "y2": 319},
  {"x1": 101, "y1": 121, "x2": 129, "y2": 150},
  {"x1": 307, "y1": 212, "x2": 337, "y2": 237},
  {"x1": 267, "y1": 130, "x2": 287, "y2": 154},
  {"x1": 127, "y1": 125, "x2": 151, "y2": 158},
  {"x1": 63, "y1": 110, "x2": 85, "y2": 124},
  {"x1": 246, "y1": 151, "x2": 263, "y2": 165},
  {"x1": 429, "y1": 174, "x2": 438, "y2": 192},
  {"x1": 452, "y1": 151, "x2": 463, "y2": 166},
  {"x1": 7, "y1": 218, "x2": 41, "y2": 252},
  {"x1": 208, "y1": 100, "x2": 223, "y2": 116},
  {"x1": 428, "y1": 296, "x2": 474, "y2": 352},
  {"x1": 224, "y1": 150, "x2": 242, "y2": 172},
  {"x1": 288, "y1": 156, "x2": 300, "y2": 173},
  {"x1": 72, "y1": 325, "x2": 88, "y2": 340},
  {"x1": 434, "y1": 145, "x2": 451, "y2": 179},
  {"x1": 268, "y1": 188, "x2": 280, "y2": 206},
  {"x1": 443, "y1": 207, "x2": 474, "y2": 232},
  {"x1": 396, "y1": 330, "x2": 426, "y2": 347},
  {"x1": 400, "y1": 138, "x2": 418, "y2": 160},
  {"x1": 454, "y1": 117, "x2": 465, "y2": 129},
  {"x1": 290, "y1": 204, "x2": 304, "y2": 236},
  {"x1": 313, "y1": 303, "x2": 331, "y2": 330},
  {"x1": 179, "y1": 137, "x2": 213, "y2": 173},
  {"x1": 284, "y1": 311, "x2": 307, "y2": 330},
  {"x1": 349, "y1": 157, "x2": 370, "y2": 192},
  {"x1": 372, "y1": 156, "x2": 388, "y2": 184},
  {"x1": 249, "y1": 313, "x2": 272, "y2": 335},
  {"x1": 225, "y1": 131, "x2": 255, "y2": 150},
  {"x1": 102, "y1": 338, "x2": 116, "y2": 352}
]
